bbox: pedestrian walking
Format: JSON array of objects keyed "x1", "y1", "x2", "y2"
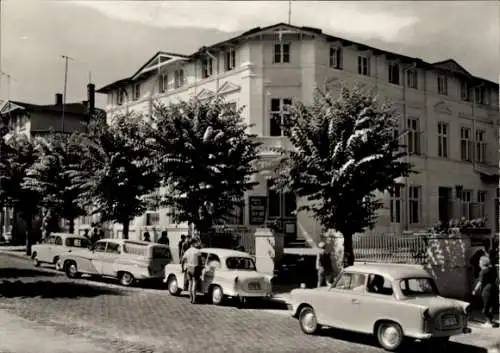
[
  {"x1": 183, "y1": 238, "x2": 203, "y2": 304},
  {"x1": 316, "y1": 241, "x2": 334, "y2": 288},
  {"x1": 143, "y1": 232, "x2": 151, "y2": 242},
  {"x1": 472, "y1": 255, "x2": 499, "y2": 327},
  {"x1": 158, "y1": 231, "x2": 169, "y2": 245}
]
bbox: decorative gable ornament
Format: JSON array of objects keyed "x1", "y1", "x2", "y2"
[
  {"x1": 433, "y1": 101, "x2": 453, "y2": 115},
  {"x1": 217, "y1": 81, "x2": 241, "y2": 95},
  {"x1": 196, "y1": 88, "x2": 215, "y2": 100}
]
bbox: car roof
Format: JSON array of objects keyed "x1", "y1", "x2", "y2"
[
  {"x1": 50, "y1": 233, "x2": 87, "y2": 239},
  {"x1": 99, "y1": 238, "x2": 168, "y2": 247},
  {"x1": 346, "y1": 263, "x2": 432, "y2": 280},
  {"x1": 201, "y1": 248, "x2": 251, "y2": 258}
]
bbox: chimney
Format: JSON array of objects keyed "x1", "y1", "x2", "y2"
[
  {"x1": 55, "y1": 93, "x2": 63, "y2": 105},
  {"x1": 87, "y1": 83, "x2": 95, "y2": 119}
]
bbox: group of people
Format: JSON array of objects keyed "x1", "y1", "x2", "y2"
[{"x1": 142, "y1": 231, "x2": 170, "y2": 245}]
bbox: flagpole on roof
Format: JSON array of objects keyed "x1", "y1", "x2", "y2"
[{"x1": 288, "y1": 0, "x2": 292, "y2": 25}]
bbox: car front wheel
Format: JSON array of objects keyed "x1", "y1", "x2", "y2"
[
  {"x1": 376, "y1": 321, "x2": 404, "y2": 351},
  {"x1": 32, "y1": 252, "x2": 40, "y2": 267},
  {"x1": 299, "y1": 306, "x2": 319, "y2": 334},
  {"x1": 65, "y1": 261, "x2": 80, "y2": 279},
  {"x1": 118, "y1": 272, "x2": 135, "y2": 287},
  {"x1": 167, "y1": 275, "x2": 181, "y2": 296}
]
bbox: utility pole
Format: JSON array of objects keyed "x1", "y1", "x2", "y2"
[
  {"x1": 61, "y1": 55, "x2": 74, "y2": 133},
  {"x1": 0, "y1": 0, "x2": 3, "y2": 99},
  {"x1": 288, "y1": 0, "x2": 292, "y2": 25}
]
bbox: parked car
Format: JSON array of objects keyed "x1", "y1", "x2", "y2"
[
  {"x1": 32, "y1": 233, "x2": 90, "y2": 268},
  {"x1": 164, "y1": 248, "x2": 272, "y2": 305},
  {"x1": 58, "y1": 239, "x2": 172, "y2": 286},
  {"x1": 288, "y1": 263, "x2": 471, "y2": 351}
]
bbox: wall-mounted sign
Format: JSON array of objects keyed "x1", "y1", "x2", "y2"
[{"x1": 249, "y1": 196, "x2": 267, "y2": 225}]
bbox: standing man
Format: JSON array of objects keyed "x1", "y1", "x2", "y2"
[
  {"x1": 181, "y1": 234, "x2": 192, "y2": 257},
  {"x1": 158, "y1": 231, "x2": 169, "y2": 245},
  {"x1": 316, "y1": 241, "x2": 334, "y2": 288},
  {"x1": 183, "y1": 238, "x2": 203, "y2": 304}
]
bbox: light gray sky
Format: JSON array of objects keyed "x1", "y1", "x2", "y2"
[{"x1": 0, "y1": 1, "x2": 498, "y2": 108}]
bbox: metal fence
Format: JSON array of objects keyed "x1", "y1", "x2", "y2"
[{"x1": 353, "y1": 233, "x2": 428, "y2": 265}]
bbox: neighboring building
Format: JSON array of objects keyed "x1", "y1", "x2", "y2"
[
  {"x1": 93, "y1": 23, "x2": 499, "y2": 245},
  {"x1": 0, "y1": 84, "x2": 102, "y2": 243},
  {"x1": 0, "y1": 84, "x2": 98, "y2": 138}
]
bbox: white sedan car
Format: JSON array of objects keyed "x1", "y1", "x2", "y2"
[
  {"x1": 164, "y1": 248, "x2": 273, "y2": 305},
  {"x1": 31, "y1": 233, "x2": 90, "y2": 268},
  {"x1": 289, "y1": 263, "x2": 471, "y2": 351}
]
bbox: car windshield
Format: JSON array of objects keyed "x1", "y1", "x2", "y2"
[
  {"x1": 225, "y1": 257, "x2": 256, "y2": 270},
  {"x1": 152, "y1": 246, "x2": 171, "y2": 260},
  {"x1": 65, "y1": 237, "x2": 90, "y2": 248},
  {"x1": 399, "y1": 277, "x2": 438, "y2": 296}
]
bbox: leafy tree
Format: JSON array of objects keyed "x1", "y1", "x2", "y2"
[
  {"x1": 151, "y1": 98, "x2": 260, "y2": 234},
  {"x1": 274, "y1": 87, "x2": 414, "y2": 266},
  {"x1": 68, "y1": 115, "x2": 160, "y2": 239},
  {"x1": 22, "y1": 133, "x2": 86, "y2": 235},
  {"x1": 0, "y1": 134, "x2": 39, "y2": 254}
]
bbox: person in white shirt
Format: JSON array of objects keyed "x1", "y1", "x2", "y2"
[{"x1": 183, "y1": 239, "x2": 203, "y2": 304}]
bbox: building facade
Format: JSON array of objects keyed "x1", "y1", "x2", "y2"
[{"x1": 94, "y1": 23, "x2": 499, "y2": 244}]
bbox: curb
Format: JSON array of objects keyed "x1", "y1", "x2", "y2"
[{"x1": 0, "y1": 250, "x2": 30, "y2": 261}]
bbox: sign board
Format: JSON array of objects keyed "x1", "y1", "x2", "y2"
[{"x1": 248, "y1": 196, "x2": 267, "y2": 225}]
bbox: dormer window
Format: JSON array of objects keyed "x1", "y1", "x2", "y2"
[
  {"x1": 274, "y1": 43, "x2": 290, "y2": 64},
  {"x1": 133, "y1": 83, "x2": 141, "y2": 100},
  {"x1": 174, "y1": 69, "x2": 184, "y2": 88},
  {"x1": 224, "y1": 48, "x2": 236, "y2": 71},
  {"x1": 202, "y1": 57, "x2": 213, "y2": 78},
  {"x1": 329, "y1": 46, "x2": 343, "y2": 69}
]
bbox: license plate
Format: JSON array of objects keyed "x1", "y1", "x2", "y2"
[
  {"x1": 442, "y1": 316, "x2": 458, "y2": 326},
  {"x1": 248, "y1": 282, "x2": 261, "y2": 290}
]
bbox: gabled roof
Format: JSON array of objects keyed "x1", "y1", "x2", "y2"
[
  {"x1": 0, "y1": 100, "x2": 105, "y2": 117},
  {"x1": 97, "y1": 22, "x2": 498, "y2": 93},
  {"x1": 432, "y1": 59, "x2": 473, "y2": 78}
]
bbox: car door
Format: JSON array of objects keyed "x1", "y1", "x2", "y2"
[
  {"x1": 202, "y1": 253, "x2": 221, "y2": 292},
  {"x1": 39, "y1": 236, "x2": 56, "y2": 263},
  {"x1": 100, "y1": 241, "x2": 121, "y2": 277},
  {"x1": 359, "y1": 273, "x2": 397, "y2": 333},
  {"x1": 89, "y1": 241, "x2": 108, "y2": 274},
  {"x1": 322, "y1": 271, "x2": 367, "y2": 331},
  {"x1": 51, "y1": 236, "x2": 63, "y2": 263}
]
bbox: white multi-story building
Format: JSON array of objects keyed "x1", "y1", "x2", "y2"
[{"x1": 93, "y1": 23, "x2": 499, "y2": 245}]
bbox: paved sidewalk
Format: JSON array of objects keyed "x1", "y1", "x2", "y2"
[{"x1": 0, "y1": 310, "x2": 109, "y2": 353}]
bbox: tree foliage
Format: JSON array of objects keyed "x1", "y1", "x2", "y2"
[
  {"x1": 68, "y1": 115, "x2": 160, "y2": 238},
  {"x1": 151, "y1": 98, "x2": 260, "y2": 232},
  {"x1": 0, "y1": 133, "x2": 39, "y2": 252},
  {"x1": 22, "y1": 133, "x2": 86, "y2": 234},
  {"x1": 274, "y1": 87, "x2": 414, "y2": 266}
]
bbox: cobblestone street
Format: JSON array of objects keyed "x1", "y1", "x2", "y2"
[{"x1": 0, "y1": 254, "x2": 490, "y2": 353}]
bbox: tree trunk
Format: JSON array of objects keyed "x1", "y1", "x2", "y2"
[
  {"x1": 25, "y1": 214, "x2": 33, "y2": 256},
  {"x1": 68, "y1": 218, "x2": 75, "y2": 234},
  {"x1": 11, "y1": 205, "x2": 19, "y2": 245},
  {"x1": 343, "y1": 233, "x2": 355, "y2": 267},
  {"x1": 122, "y1": 219, "x2": 130, "y2": 239}
]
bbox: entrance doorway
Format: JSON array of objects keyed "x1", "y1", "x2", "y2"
[{"x1": 266, "y1": 180, "x2": 297, "y2": 244}]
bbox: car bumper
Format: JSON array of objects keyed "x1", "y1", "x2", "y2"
[{"x1": 413, "y1": 327, "x2": 471, "y2": 340}]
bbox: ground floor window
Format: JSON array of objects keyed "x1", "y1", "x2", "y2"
[
  {"x1": 408, "y1": 186, "x2": 421, "y2": 224},
  {"x1": 389, "y1": 186, "x2": 401, "y2": 223}
]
